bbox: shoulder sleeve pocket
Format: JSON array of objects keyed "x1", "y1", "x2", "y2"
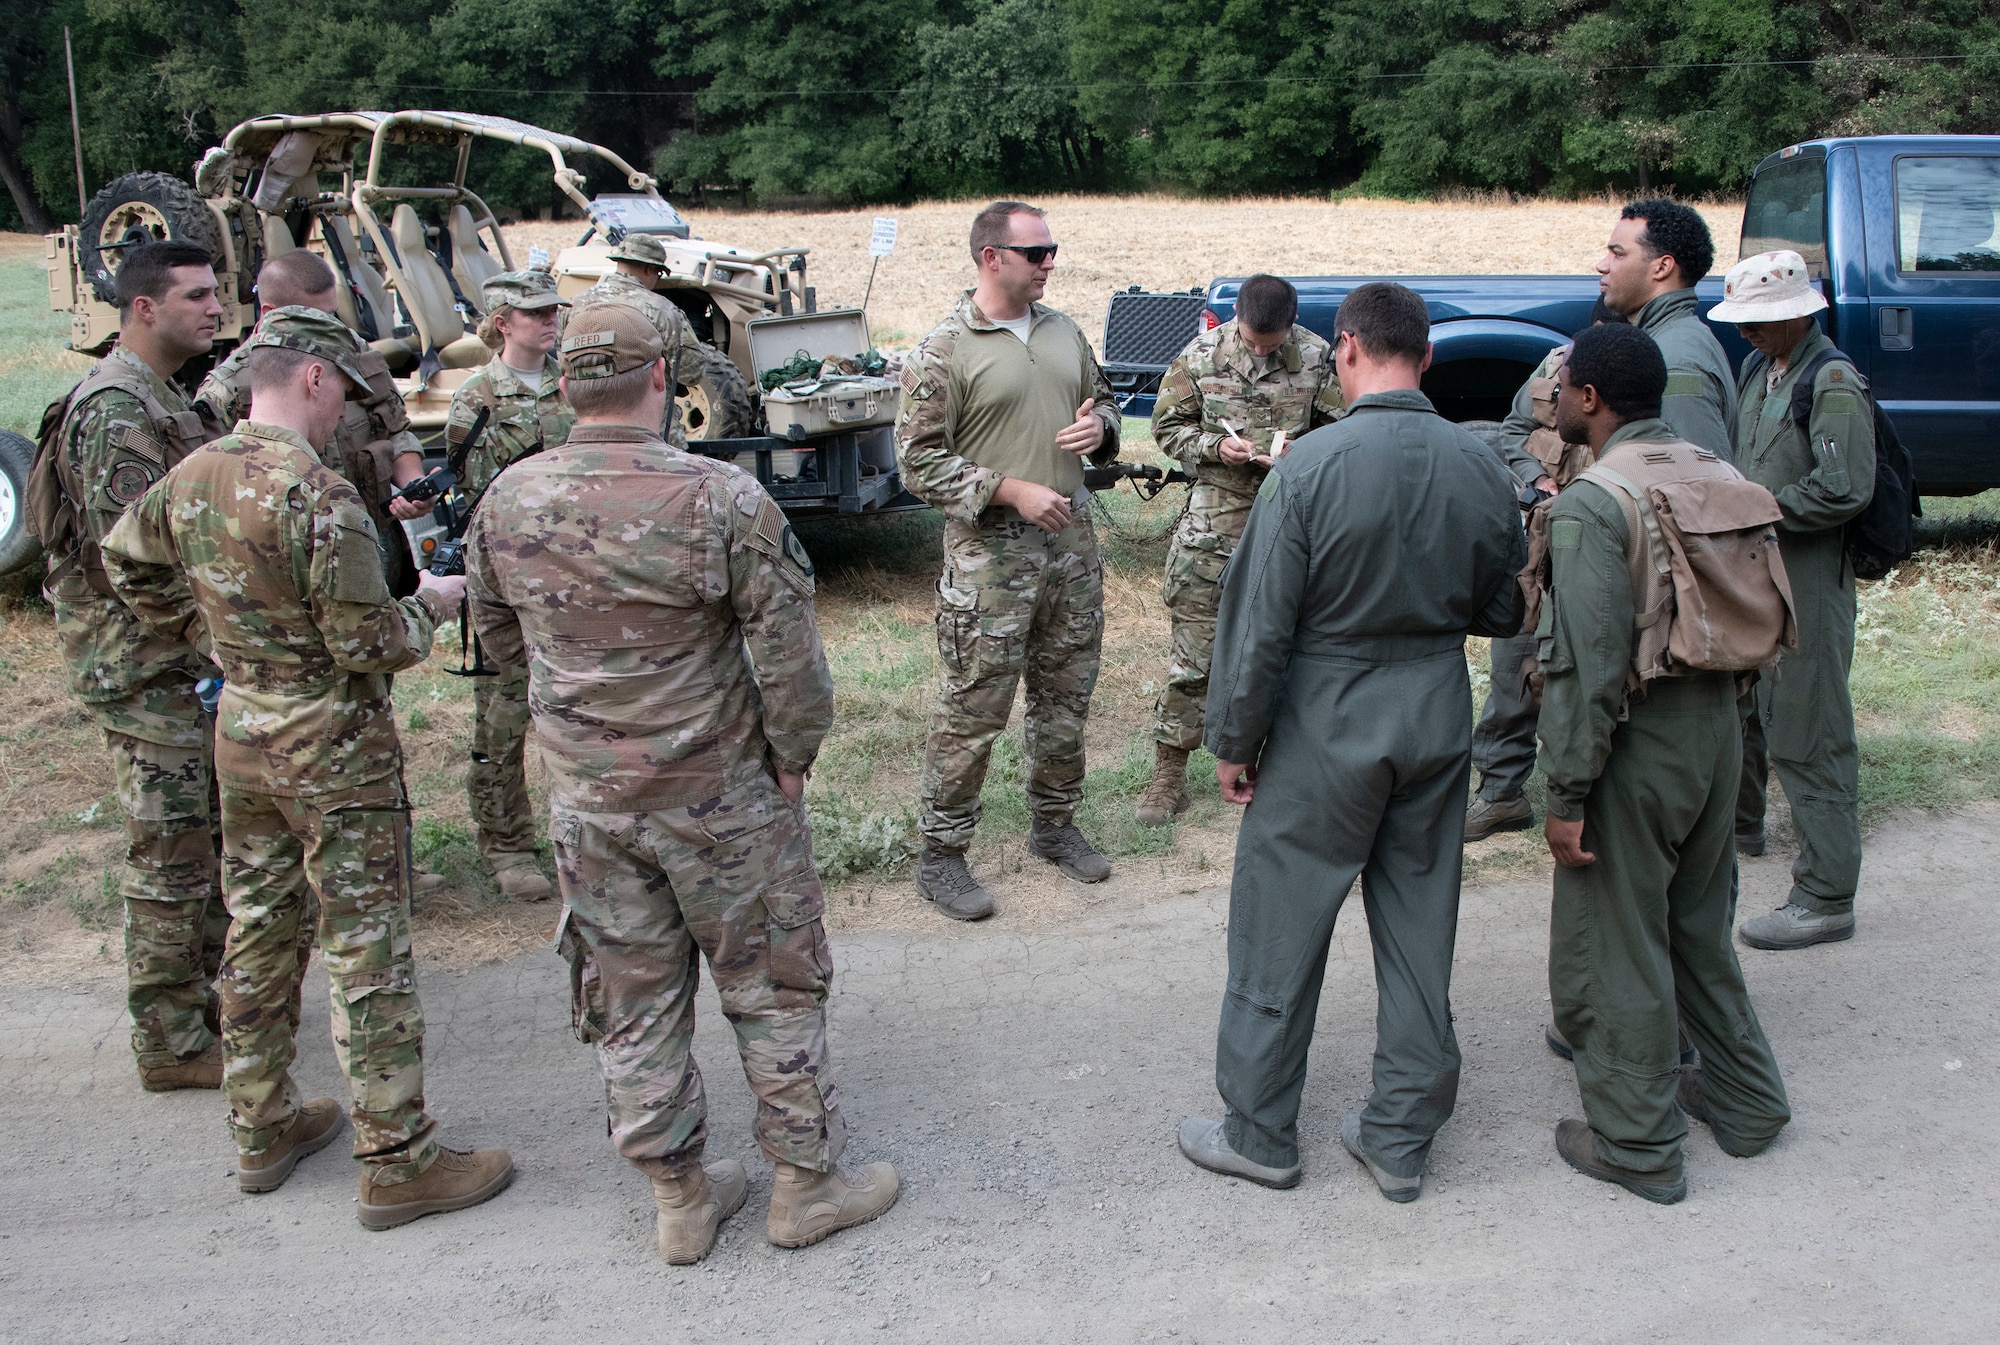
[{"x1": 328, "y1": 498, "x2": 391, "y2": 604}]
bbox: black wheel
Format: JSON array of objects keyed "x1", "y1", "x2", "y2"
[
  {"x1": 0, "y1": 429, "x2": 43, "y2": 579},
  {"x1": 79, "y1": 172, "x2": 226, "y2": 305},
  {"x1": 676, "y1": 343, "x2": 757, "y2": 445}
]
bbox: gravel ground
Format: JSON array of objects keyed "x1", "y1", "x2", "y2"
[{"x1": 2, "y1": 806, "x2": 1994, "y2": 1342}]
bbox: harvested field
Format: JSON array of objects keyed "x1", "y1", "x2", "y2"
[{"x1": 503, "y1": 193, "x2": 1744, "y2": 353}]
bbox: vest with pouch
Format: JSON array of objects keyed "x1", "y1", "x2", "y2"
[
  {"x1": 1521, "y1": 350, "x2": 1594, "y2": 488},
  {"x1": 1574, "y1": 436, "x2": 1798, "y2": 705},
  {"x1": 30, "y1": 354, "x2": 215, "y2": 596}
]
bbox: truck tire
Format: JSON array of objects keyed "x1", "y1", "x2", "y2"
[
  {"x1": 676, "y1": 343, "x2": 757, "y2": 444},
  {"x1": 79, "y1": 172, "x2": 226, "y2": 305},
  {"x1": 0, "y1": 429, "x2": 44, "y2": 579}
]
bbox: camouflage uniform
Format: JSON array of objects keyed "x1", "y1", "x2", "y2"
[
  {"x1": 102, "y1": 394, "x2": 452, "y2": 1182},
  {"x1": 41, "y1": 344, "x2": 227, "y2": 1073},
  {"x1": 1149, "y1": 321, "x2": 1343, "y2": 749},
  {"x1": 199, "y1": 320, "x2": 426, "y2": 596},
  {"x1": 567, "y1": 270, "x2": 706, "y2": 449},
  {"x1": 446, "y1": 353, "x2": 575, "y2": 872},
  {"x1": 897, "y1": 292, "x2": 1121, "y2": 852},
  {"x1": 466, "y1": 408, "x2": 844, "y2": 1179}
]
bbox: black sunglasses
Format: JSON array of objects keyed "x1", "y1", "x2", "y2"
[{"x1": 994, "y1": 243, "x2": 1058, "y2": 264}]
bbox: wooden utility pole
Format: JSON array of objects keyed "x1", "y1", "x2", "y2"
[{"x1": 65, "y1": 27, "x2": 87, "y2": 216}]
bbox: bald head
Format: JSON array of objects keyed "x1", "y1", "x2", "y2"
[{"x1": 257, "y1": 251, "x2": 338, "y2": 312}]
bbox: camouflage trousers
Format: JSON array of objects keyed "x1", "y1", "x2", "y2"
[
  {"x1": 217, "y1": 777, "x2": 436, "y2": 1183},
  {"x1": 470, "y1": 662, "x2": 536, "y2": 867},
  {"x1": 1152, "y1": 487, "x2": 1252, "y2": 751},
  {"x1": 919, "y1": 499, "x2": 1105, "y2": 851},
  {"x1": 552, "y1": 775, "x2": 846, "y2": 1179},
  {"x1": 104, "y1": 726, "x2": 228, "y2": 1068}
]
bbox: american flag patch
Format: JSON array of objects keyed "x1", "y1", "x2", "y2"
[{"x1": 115, "y1": 424, "x2": 165, "y2": 463}]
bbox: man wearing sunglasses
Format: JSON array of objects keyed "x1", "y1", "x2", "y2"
[{"x1": 896, "y1": 201, "x2": 1123, "y2": 922}]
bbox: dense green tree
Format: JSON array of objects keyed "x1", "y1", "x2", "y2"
[{"x1": 3, "y1": 0, "x2": 1998, "y2": 230}]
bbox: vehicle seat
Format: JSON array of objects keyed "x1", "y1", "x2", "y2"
[
  {"x1": 447, "y1": 204, "x2": 504, "y2": 303},
  {"x1": 389, "y1": 203, "x2": 467, "y2": 354},
  {"x1": 321, "y1": 211, "x2": 400, "y2": 350}
]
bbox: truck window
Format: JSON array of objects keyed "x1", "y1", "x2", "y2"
[
  {"x1": 1895, "y1": 157, "x2": 2000, "y2": 272},
  {"x1": 1742, "y1": 158, "x2": 1827, "y2": 276}
]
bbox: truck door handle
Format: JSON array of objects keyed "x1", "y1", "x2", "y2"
[{"x1": 1879, "y1": 306, "x2": 1913, "y2": 351}]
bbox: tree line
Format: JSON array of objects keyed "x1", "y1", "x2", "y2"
[{"x1": 5, "y1": 0, "x2": 1998, "y2": 230}]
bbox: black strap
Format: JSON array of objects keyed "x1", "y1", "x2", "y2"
[{"x1": 318, "y1": 221, "x2": 381, "y2": 344}]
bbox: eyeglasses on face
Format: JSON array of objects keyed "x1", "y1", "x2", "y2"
[{"x1": 993, "y1": 243, "x2": 1058, "y2": 264}]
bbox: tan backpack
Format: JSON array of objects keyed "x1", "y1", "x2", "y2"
[{"x1": 1523, "y1": 437, "x2": 1797, "y2": 709}]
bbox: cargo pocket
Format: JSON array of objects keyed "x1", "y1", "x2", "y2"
[
  {"x1": 555, "y1": 909, "x2": 608, "y2": 1045},
  {"x1": 763, "y1": 881, "x2": 833, "y2": 1001}
]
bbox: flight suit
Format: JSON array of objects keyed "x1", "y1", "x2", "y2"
[
  {"x1": 1540, "y1": 419, "x2": 1792, "y2": 1180},
  {"x1": 1204, "y1": 390, "x2": 1526, "y2": 1178},
  {"x1": 1733, "y1": 327, "x2": 1875, "y2": 915}
]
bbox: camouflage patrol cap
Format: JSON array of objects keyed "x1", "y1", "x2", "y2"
[
  {"x1": 606, "y1": 233, "x2": 669, "y2": 268},
  {"x1": 560, "y1": 303, "x2": 664, "y2": 380},
  {"x1": 239, "y1": 305, "x2": 373, "y2": 388},
  {"x1": 482, "y1": 269, "x2": 566, "y2": 314}
]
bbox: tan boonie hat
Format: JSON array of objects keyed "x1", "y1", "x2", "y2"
[
  {"x1": 482, "y1": 269, "x2": 566, "y2": 314},
  {"x1": 1707, "y1": 249, "x2": 1828, "y2": 323},
  {"x1": 606, "y1": 233, "x2": 669, "y2": 268},
  {"x1": 240, "y1": 305, "x2": 374, "y2": 388},
  {"x1": 560, "y1": 303, "x2": 664, "y2": 380}
]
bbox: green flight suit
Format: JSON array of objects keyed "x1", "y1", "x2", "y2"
[
  {"x1": 1205, "y1": 389, "x2": 1526, "y2": 1178},
  {"x1": 1540, "y1": 419, "x2": 1791, "y2": 1181},
  {"x1": 1732, "y1": 327, "x2": 1876, "y2": 915},
  {"x1": 1473, "y1": 290, "x2": 1739, "y2": 803}
]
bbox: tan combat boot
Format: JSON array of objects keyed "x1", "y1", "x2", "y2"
[
  {"x1": 1134, "y1": 744, "x2": 1192, "y2": 828},
  {"x1": 358, "y1": 1144, "x2": 515, "y2": 1230},
  {"x1": 237, "y1": 1097, "x2": 345, "y2": 1193},
  {"x1": 139, "y1": 1040, "x2": 223, "y2": 1093},
  {"x1": 490, "y1": 857, "x2": 553, "y2": 903},
  {"x1": 652, "y1": 1159, "x2": 750, "y2": 1264},
  {"x1": 766, "y1": 1160, "x2": 900, "y2": 1249}
]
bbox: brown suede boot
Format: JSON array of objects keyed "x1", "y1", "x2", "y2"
[
  {"x1": 491, "y1": 857, "x2": 553, "y2": 902},
  {"x1": 766, "y1": 1160, "x2": 900, "y2": 1249},
  {"x1": 652, "y1": 1160, "x2": 750, "y2": 1264},
  {"x1": 139, "y1": 1041, "x2": 223, "y2": 1093},
  {"x1": 358, "y1": 1145, "x2": 515, "y2": 1230},
  {"x1": 1134, "y1": 744, "x2": 1193, "y2": 828},
  {"x1": 237, "y1": 1097, "x2": 345, "y2": 1193}
]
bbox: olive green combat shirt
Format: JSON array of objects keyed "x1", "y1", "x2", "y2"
[
  {"x1": 1735, "y1": 326, "x2": 1876, "y2": 534},
  {"x1": 100, "y1": 421, "x2": 449, "y2": 797},
  {"x1": 897, "y1": 290, "x2": 1120, "y2": 521}
]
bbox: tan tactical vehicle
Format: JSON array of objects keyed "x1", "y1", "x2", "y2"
[
  {"x1": 44, "y1": 110, "x2": 786, "y2": 440},
  {"x1": 14, "y1": 109, "x2": 917, "y2": 581}
]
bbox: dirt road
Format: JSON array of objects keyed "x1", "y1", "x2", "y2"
[{"x1": 3, "y1": 806, "x2": 1993, "y2": 1342}]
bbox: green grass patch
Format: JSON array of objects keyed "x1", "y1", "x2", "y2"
[
  {"x1": 807, "y1": 792, "x2": 920, "y2": 876},
  {"x1": 0, "y1": 251, "x2": 89, "y2": 438}
]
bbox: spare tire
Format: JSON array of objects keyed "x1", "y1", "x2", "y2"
[
  {"x1": 79, "y1": 172, "x2": 226, "y2": 305},
  {"x1": 675, "y1": 343, "x2": 756, "y2": 447},
  {"x1": 0, "y1": 429, "x2": 43, "y2": 579}
]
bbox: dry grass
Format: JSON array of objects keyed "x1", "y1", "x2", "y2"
[{"x1": 504, "y1": 193, "x2": 1743, "y2": 353}]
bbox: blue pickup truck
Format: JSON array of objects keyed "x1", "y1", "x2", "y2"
[{"x1": 1103, "y1": 134, "x2": 2000, "y2": 493}]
